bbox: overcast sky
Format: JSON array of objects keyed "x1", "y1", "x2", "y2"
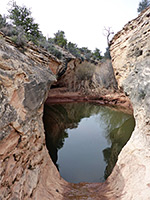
[{"x1": 0, "y1": 0, "x2": 140, "y2": 53}]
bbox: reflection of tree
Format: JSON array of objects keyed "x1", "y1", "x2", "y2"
[
  {"x1": 43, "y1": 102, "x2": 103, "y2": 169},
  {"x1": 43, "y1": 102, "x2": 135, "y2": 180},
  {"x1": 97, "y1": 106, "x2": 133, "y2": 143},
  {"x1": 103, "y1": 117, "x2": 135, "y2": 179}
]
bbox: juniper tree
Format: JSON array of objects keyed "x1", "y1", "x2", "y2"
[
  {"x1": 54, "y1": 30, "x2": 67, "y2": 48},
  {"x1": 137, "y1": 0, "x2": 150, "y2": 13},
  {"x1": 8, "y1": 1, "x2": 40, "y2": 43}
]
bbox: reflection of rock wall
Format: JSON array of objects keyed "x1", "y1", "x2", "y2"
[
  {"x1": 108, "y1": 7, "x2": 150, "y2": 199},
  {"x1": 0, "y1": 34, "x2": 69, "y2": 199},
  {"x1": 103, "y1": 117, "x2": 135, "y2": 179}
]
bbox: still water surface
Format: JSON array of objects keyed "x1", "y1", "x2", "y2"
[{"x1": 43, "y1": 103, "x2": 135, "y2": 183}]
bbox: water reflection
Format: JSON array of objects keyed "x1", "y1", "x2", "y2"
[{"x1": 43, "y1": 102, "x2": 135, "y2": 183}]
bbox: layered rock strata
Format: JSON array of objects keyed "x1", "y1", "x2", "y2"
[
  {"x1": 0, "y1": 34, "x2": 70, "y2": 200},
  {"x1": 1, "y1": 6, "x2": 150, "y2": 199},
  {"x1": 108, "y1": 7, "x2": 150, "y2": 199}
]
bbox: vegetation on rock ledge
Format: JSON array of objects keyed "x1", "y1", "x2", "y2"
[{"x1": 0, "y1": 1, "x2": 107, "y2": 61}]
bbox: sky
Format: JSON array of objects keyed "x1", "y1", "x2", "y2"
[{"x1": 0, "y1": 0, "x2": 140, "y2": 54}]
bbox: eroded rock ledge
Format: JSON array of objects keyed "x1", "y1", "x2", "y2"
[
  {"x1": 1, "y1": 6, "x2": 150, "y2": 200},
  {"x1": 0, "y1": 34, "x2": 69, "y2": 200},
  {"x1": 107, "y1": 7, "x2": 150, "y2": 199}
]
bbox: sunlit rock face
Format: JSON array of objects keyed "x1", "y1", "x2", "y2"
[
  {"x1": 0, "y1": 35, "x2": 70, "y2": 200},
  {"x1": 109, "y1": 7, "x2": 150, "y2": 199}
]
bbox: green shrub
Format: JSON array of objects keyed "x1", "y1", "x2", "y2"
[
  {"x1": 67, "y1": 42, "x2": 81, "y2": 58},
  {"x1": 37, "y1": 35, "x2": 62, "y2": 59},
  {"x1": 10, "y1": 34, "x2": 27, "y2": 47},
  {"x1": 1, "y1": 25, "x2": 27, "y2": 47},
  {"x1": 0, "y1": 14, "x2": 6, "y2": 29},
  {"x1": 54, "y1": 30, "x2": 67, "y2": 48},
  {"x1": 46, "y1": 44, "x2": 62, "y2": 59},
  {"x1": 92, "y1": 48, "x2": 103, "y2": 60},
  {"x1": 0, "y1": 24, "x2": 15, "y2": 36}
]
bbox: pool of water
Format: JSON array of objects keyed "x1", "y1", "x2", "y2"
[{"x1": 43, "y1": 103, "x2": 135, "y2": 183}]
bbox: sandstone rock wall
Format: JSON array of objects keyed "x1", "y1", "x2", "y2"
[
  {"x1": 108, "y1": 7, "x2": 150, "y2": 199},
  {"x1": 110, "y1": 7, "x2": 150, "y2": 89},
  {"x1": 1, "y1": 6, "x2": 150, "y2": 199},
  {"x1": 0, "y1": 31, "x2": 119, "y2": 200},
  {"x1": 0, "y1": 34, "x2": 69, "y2": 200}
]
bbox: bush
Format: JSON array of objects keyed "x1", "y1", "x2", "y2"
[
  {"x1": 10, "y1": 33, "x2": 27, "y2": 47},
  {"x1": 75, "y1": 62, "x2": 96, "y2": 81},
  {"x1": 67, "y1": 42, "x2": 81, "y2": 58},
  {"x1": 0, "y1": 14, "x2": 6, "y2": 29},
  {"x1": 36, "y1": 35, "x2": 62, "y2": 59},
  {"x1": 92, "y1": 48, "x2": 103, "y2": 60},
  {"x1": 1, "y1": 25, "x2": 27, "y2": 47},
  {"x1": 46, "y1": 44, "x2": 62, "y2": 59},
  {"x1": 0, "y1": 24, "x2": 15, "y2": 36},
  {"x1": 54, "y1": 30, "x2": 67, "y2": 48}
]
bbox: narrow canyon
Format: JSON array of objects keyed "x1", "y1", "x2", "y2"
[{"x1": 0, "y1": 7, "x2": 150, "y2": 200}]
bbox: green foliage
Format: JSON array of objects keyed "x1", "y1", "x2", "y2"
[
  {"x1": 1, "y1": 24, "x2": 27, "y2": 47},
  {"x1": 92, "y1": 48, "x2": 102, "y2": 60},
  {"x1": 75, "y1": 62, "x2": 96, "y2": 81},
  {"x1": 0, "y1": 1, "x2": 105, "y2": 61},
  {"x1": 48, "y1": 37, "x2": 55, "y2": 44},
  {"x1": 0, "y1": 14, "x2": 7, "y2": 29},
  {"x1": 37, "y1": 35, "x2": 62, "y2": 59},
  {"x1": 67, "y1": 42, "x2": 81, "y2": 58},
  {"x1": 9, "y1": 26, "x2": 27, "y2": 47},
  {"x1": 8, "y1": 1, "x2": 40, "y2": 43},
  {"x1": 47, "y1": 45, "x2": 62, "y2": 59},
  {"x1": 54, "y1": 30, "x2": 67, "y2": 48},
  {"x1": 137, "y1": 0, "x2": 150, "y2": 13},
  {"x1": 79, "y1": 47, "x2": 92, "y2": 60},
  {"x1": 104, "y1": 47, "x2": 111, "y2": 59},
  {"x1": 0, "y1": 24, "x2": 15, "y2": 36},
  {"x1": 37, "y1": 34, "x2": 47, "y2": 48}
]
